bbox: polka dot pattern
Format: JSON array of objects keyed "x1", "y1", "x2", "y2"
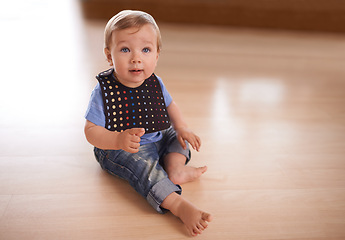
[{"x1": 97, "y1": 69, "x2": 171, "y2": 133}]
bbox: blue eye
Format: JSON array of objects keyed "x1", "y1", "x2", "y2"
[
  {"x1": 121, "y1": 48, "x2": 130, "y2": 53},
  {"x1": 142, "y1": 48, "x2": 150, "y2": 53}
]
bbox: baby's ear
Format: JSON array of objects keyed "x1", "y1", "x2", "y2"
[{"x1": 104, "y1": 48, "x2": 113, "y2": 66}]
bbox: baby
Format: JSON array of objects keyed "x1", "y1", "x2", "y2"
[{"x1": 84, "y1": 10, "x2": 212, "y2": 236}]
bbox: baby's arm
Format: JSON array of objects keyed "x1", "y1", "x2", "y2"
[
  {"x1": 167, "y1": 101, "x2": 201, "y2": 152},
  {"x1": 84, "y1": 120, "x2": 145, "y2": 153}
]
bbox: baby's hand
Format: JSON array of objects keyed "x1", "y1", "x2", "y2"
[
  {"x1": 176, "y1": 127, "x2": 201, "y2": 152},
  {"x1": 118, "y1": 128, "x2": 145, "y2": 153}
]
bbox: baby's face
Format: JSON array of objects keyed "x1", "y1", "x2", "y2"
[{"x1": 105, "y1": 24, "x2": 159, "y2": 88}]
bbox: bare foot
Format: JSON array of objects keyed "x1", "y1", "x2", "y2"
[
  {"x1": 168, "y1": 165, "x2": 208, "y2": 185},
  {"x1": 162, "y1": 193, "x2": 213, "y2": 236},
  {"x1": 164, "y1": 153, "x2": 208, "y2": 185}
]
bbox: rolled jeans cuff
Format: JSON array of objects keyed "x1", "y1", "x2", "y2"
[{"x1": 146, "y1": 178, "x2": 182, "y2": 214}]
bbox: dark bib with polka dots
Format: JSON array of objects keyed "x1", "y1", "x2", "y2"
[{"x1": 97, "y1": 68, "x2": 171, "y2": 133}]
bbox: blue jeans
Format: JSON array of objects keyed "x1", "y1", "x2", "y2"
[{"x1": 93, "y1": 127, "x2": 191, "y2": 213}]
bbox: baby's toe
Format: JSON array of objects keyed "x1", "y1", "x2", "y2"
[
  {"x1": 202, "y1": 212, "x2": 213, "y2": 222},
  {"x1": 200, "y1": 219, "x2": 208, "y2": 229}
]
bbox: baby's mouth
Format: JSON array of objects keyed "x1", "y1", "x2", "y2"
[{"x1": 129, "y1": 69, "x2": 143, "y2": 73}]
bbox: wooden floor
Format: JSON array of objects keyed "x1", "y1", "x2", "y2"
[{"x1": 1, "y1": 1, "x2": 345, "y2": 239}]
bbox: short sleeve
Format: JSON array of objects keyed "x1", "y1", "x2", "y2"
[
  {"x1": 84, "y1": 83, "x2": 106, "y2": 127},
  {"x1": 156, "y1": 75, "x2": 172, "y2": 107}
]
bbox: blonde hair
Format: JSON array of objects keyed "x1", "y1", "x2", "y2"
[{"x1": 104, "y1": 10, "x2": 162, "y2": 52}]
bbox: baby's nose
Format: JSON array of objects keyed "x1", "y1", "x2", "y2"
[
  {"x1": 131, "y1": 59, "x2": 142, "y2": 64},
  {"x1": 131, "y1": 53, "x2": 142, "y2": 64}
]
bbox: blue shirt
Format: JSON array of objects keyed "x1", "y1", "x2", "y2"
[{"x1": 85, "y1": 75, "x2": 172, "y2": 145}]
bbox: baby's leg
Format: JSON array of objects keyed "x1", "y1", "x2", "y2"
[
  {"x1": 161, "y1": 192, "x2": 213, "y2": 236},
  {"x1": 94, "y1": 146, "x2": 180, "y2": 213},
  {"x1": 164, "y1": 152, "x2": 207, "y2": 185}
]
